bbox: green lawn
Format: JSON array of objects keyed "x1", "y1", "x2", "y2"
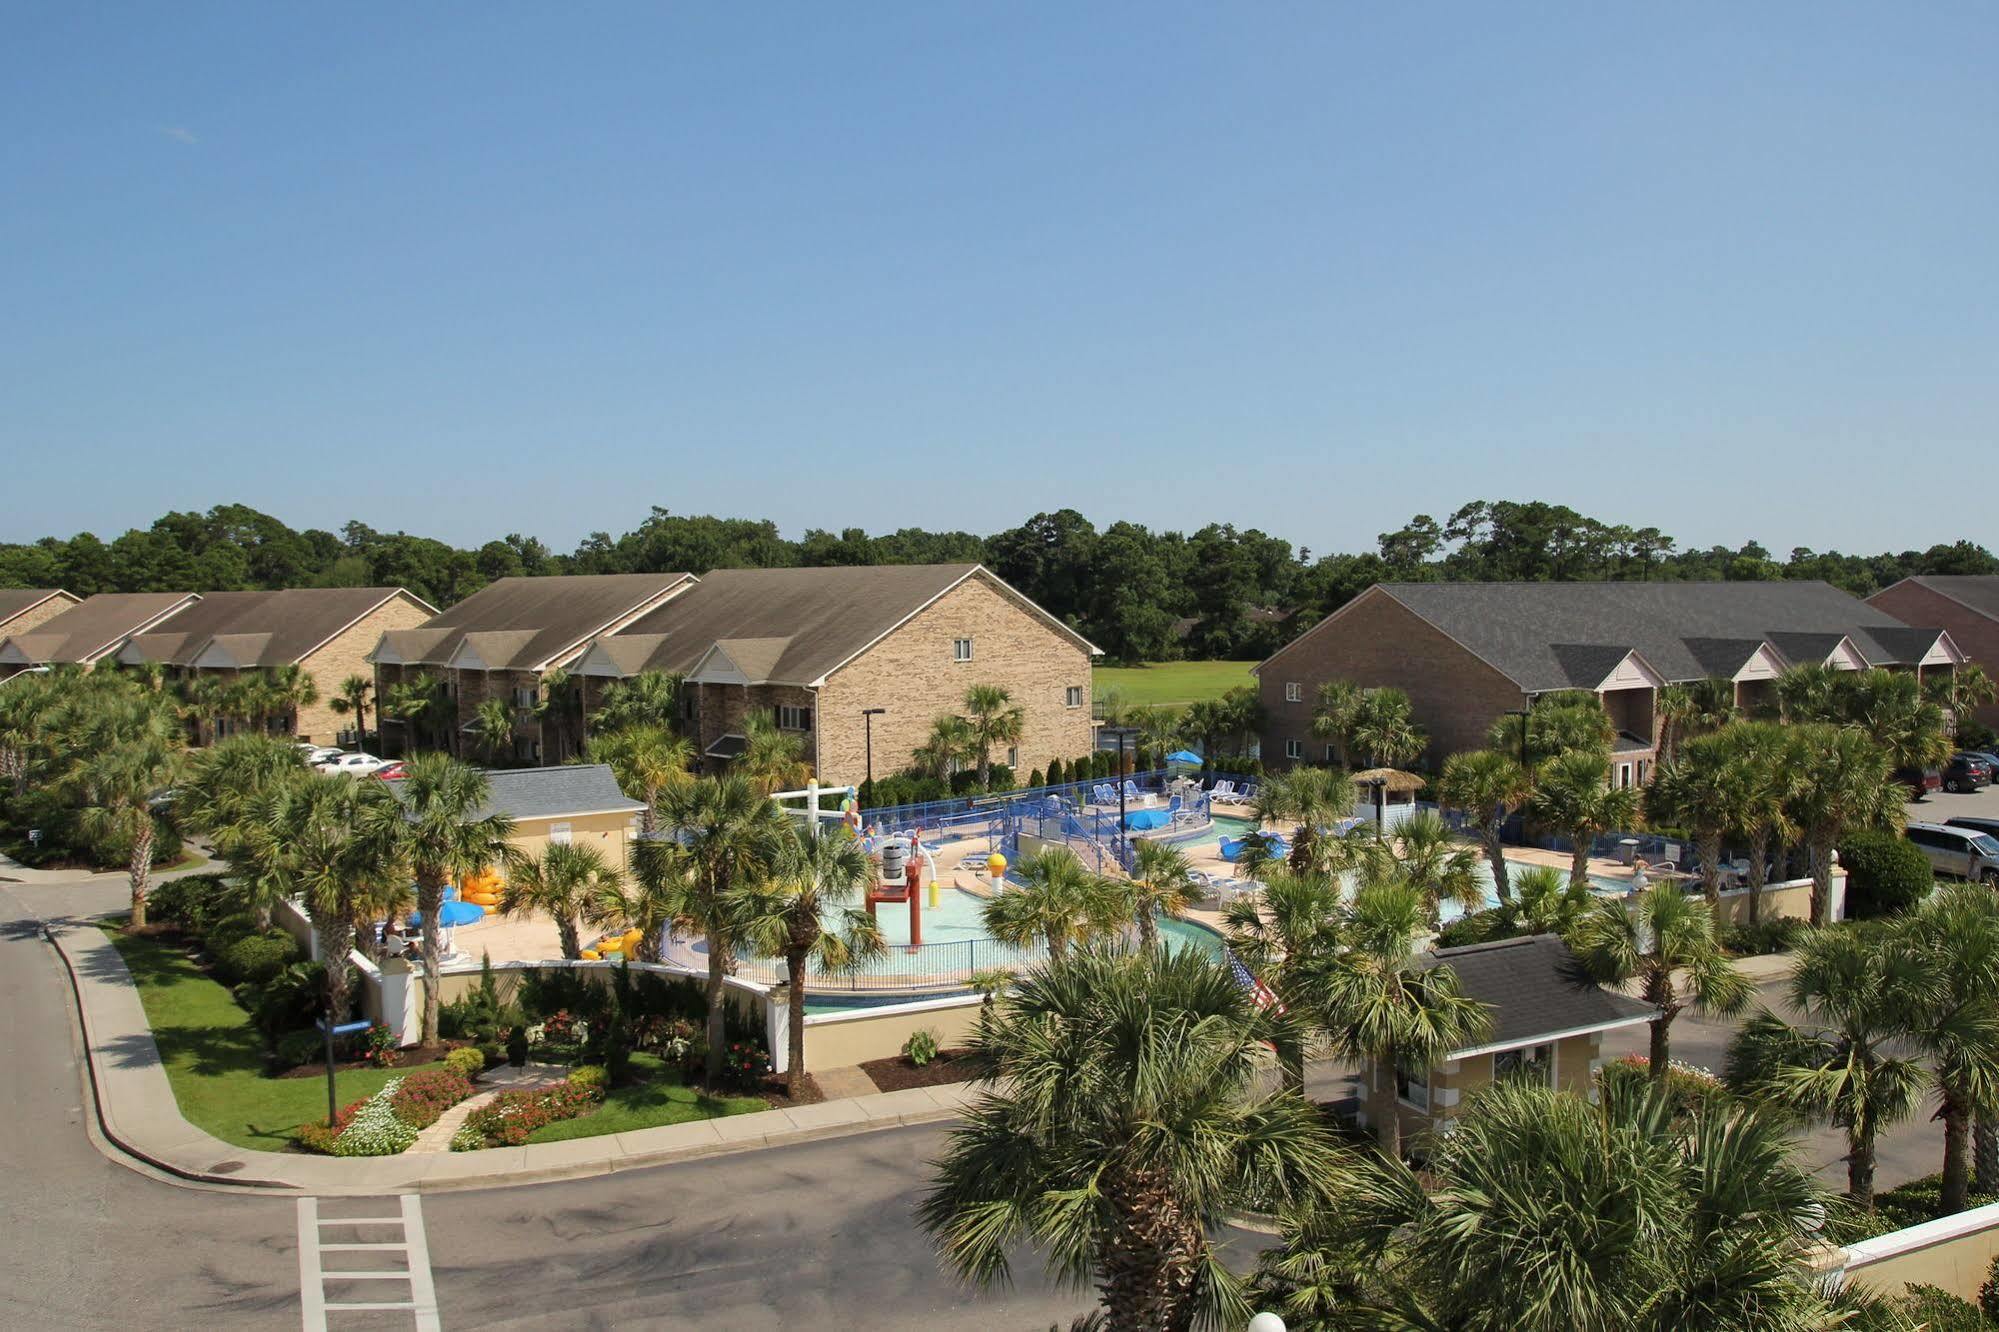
[
  {"x1": 1095, "y1": 660, "x2": 1257, "y2": 708},
  {"x1": 527, "y1": 1053, "x2": 765, "y2": 1143},
  {"x1": 104, "y1": 924, "x2": 444, "y2": 1151}
]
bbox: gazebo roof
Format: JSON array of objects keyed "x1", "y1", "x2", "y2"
[{"x1": 1349, "y1": 767, "x2": 1425, "y2": 794}]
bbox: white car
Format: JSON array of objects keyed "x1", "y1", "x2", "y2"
[
  {"x1": 298, "y1": 744, "x2": 341, "y2": 765},
  {"x1": 316, "y1": 752, "x2": 386, "y2": 777}
]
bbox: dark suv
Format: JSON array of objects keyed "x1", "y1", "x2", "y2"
[
  {"x1": 1896, "y1": 766, "x2": 1944, "y2": 800},
  {"x1": 1945, "y1": 753, "x2": 1993, "y2": 794}
]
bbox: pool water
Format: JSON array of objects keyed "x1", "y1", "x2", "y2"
[{"x1": 836, "y1": 885, "x2": 1224, "y2": 965}]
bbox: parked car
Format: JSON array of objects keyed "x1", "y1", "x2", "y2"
[
  {"x1": 1944, "y1": 753, "x2": 1993, "y2": 793},
  {"x1": 372, "y1": 761, "x2": 407, "y2": 781},
  {"x1": 316, "y1": 752, "x2": 386, "y2": 777},
  {"x1": 1905, "y1": 821, "x2": 1999, "y2": 885},
  {"x1": 298, "y1": 744, "x2": 341, "y2": 765},
  {"x1": 1895, "y1": 766, "x2": 1944, "y2": 800},
  {"x1": 1961, "y1": 751, "x2": 1999, "y2": 774},
  {"x1": 1946, "y1": 817, "x2": 1999, "y2": 842}
]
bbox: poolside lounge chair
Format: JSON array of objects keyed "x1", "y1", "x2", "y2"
[
  {"x1": 1208, "y1": 779, "x2": 1235, "y2": 799},
  {"x1": 1122, "y1": 780, "x2": 1143, "y2": 803},
  {"x1": 1092, "y1": 783, "x2": 1116, "y2": 805}
]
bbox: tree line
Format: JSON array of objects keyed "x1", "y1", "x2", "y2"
[{"x1": 4, "y1": 499, "x2": 1993, "y2": 663}]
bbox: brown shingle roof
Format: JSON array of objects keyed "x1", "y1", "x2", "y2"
[
  {"x1": 119, "y1": 588, "x2": 425, "y2": 668},
  {"x1": 0, "y1": 589, "x2": 76, "y2": 628},
  {"x1": 0, "y1": 592, "x2": 197, "y2": 665},
  {"x1": 374, "y1": 573, "x2": 693, "y2": 672}
]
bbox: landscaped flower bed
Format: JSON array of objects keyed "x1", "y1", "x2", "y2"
[
  {"x1": 452, "y1": 1081, "x2": 603, "y2": 1150},
  {"x1": 294, "y1": 1069, "x2": 477, "y2": 1156}
]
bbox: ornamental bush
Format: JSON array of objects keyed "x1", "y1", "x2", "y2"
[
  {"x1": 454, "y1": 1082, "x2": 603, "y2": 1149},
  {"x1": 273, "y1": 1028, "x2": 325, "y2": 1071},
  {"x1": 902, "y1": 1028, "x2": 940, "y2": 1066},
  {"x1": 387, "y1": 1069, "x2": 476, "y2": 1130},
  {"x1": 1839, "y1": 830, "x2": 1934, "y2": 918},
  {"x1": 717, "y1": 1040, "x2": 772, "y2": 1090},
  {"x1": 218, "y1": 931, "x2": 304, "y2": 986},
  {"x1": 444, "y1": 1047, "x2": 485, "y2": 1080},
  {"x1": 567, "y1": 1064, "x2": 608, "y2": 1092},
  {"x1": 332, "y1": 1080, "x2": 421, "y2": 1156},
  {"x1": 145, "y1": 873, "x2": 244, "y2": 933}
]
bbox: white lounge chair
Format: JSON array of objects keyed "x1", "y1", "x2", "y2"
[
  {"x1": 1209, "y1": 779, "x2": 1235, "y2": 799},
  {"x1": 1122, "y1": 780, "x2": 1142, "y2": 803}
]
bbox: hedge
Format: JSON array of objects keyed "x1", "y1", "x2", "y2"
[{"x1": 1839, "y1": 829, "x2": 1933, "y2": 918}]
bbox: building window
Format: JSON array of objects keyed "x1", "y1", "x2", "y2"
[
  {"x1": 1007, "y1": 746, "x2": 1018, "y2": 768},
  {"x1": 952, "y1": 638, "x2": 975, "y2": 662},
  {"x1": 1494, "y1": 1043, "x2": 1554, "y2": 1087},
  {"x1": 1395, "y1": 1058, "x2": 1430, "y2": 1111},
  {"x1": 513, "y1": 686, "x2": 538, "y2": 709},
  {"x1": 1285, "y1": 739, "x2": 1302, "y2": 760},
  {"x1": 1325, "y1": 744, "x2": 1337, "y2": 762},
  {"x1": 1065, "y1": 686, "x2": 1084, "y2": 708},
  {"x1": 1617, "y1": 762, "x2": 1632, "y2": 789},
  {"x1": 1284, "y1": 681, "x2": 1302, "y2": 703},
  {"x1": 777, "y1": 705, "x2": 813, "y2": 732}
]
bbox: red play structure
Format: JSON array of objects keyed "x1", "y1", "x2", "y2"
[{"x1": 865, "y1": 835, "x2": 924, "y2": 950}]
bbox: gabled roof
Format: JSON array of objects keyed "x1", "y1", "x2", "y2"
[
  {"x1": 0, "y1": 589, "x2": 77, "y2": 627},
  {"x1": 442, "y1": 764, "x2": 645, "y2": 823},
  {"x1": 1878, "y1": 575, "x2": 1999, "y2": 622},
  {"x1": 1270, "y1": 581, "x2": 1946, "y2": 692},
  {"x1": 373, "y1": 574, "x2": 693, "y2": 672},
  {"x1": 600, "y1": 564, "x2": 1098, "y2": 686},
  {"x1": 0, "y1": 592, "x2": 198, "y2": 665},
  {"x1": 1424, "y1": 934, "x2": 1655, "y2": 1057},
  {"x1": 115, "y1": 587, "x2": 427, "y2": 668}
]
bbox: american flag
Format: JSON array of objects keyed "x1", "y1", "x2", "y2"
[{"x1": 1228, "y1": 953, "x2": 1286, "y2": 1015}]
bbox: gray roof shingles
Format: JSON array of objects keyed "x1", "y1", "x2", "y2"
[
  {"x1": 377, "y1": 573, "x2": 692, "y2": 671},
  {"x1": 1379, "y1": 581, "x2": 1943, "y2": 691},
  {"x1": 1425, "y1": 934, "x2": 1655, "y2": 1053},
  {"x1": 465, "y1": 764, "x2": 644, "y2": 822}
]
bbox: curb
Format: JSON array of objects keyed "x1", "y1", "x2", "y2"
[{"x1": 45, "y1": 918, "x2": 973, "y2": 1195}]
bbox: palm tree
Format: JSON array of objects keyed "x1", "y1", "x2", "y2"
[
  {"x1": 1348, "y1": 687, "x2": 1424, "y2": 767},
  {"x1": 472, "y1": 696, "x2": 515, "y2": 765},
  {"x1": 739, "y1": 709, "x2": 810, "y2": 794},
  {"x1": 1570, "y1": 884, "x2": 1751, "y2": 1084},
  {"x1": 1842, "y1": 667, "x2": 1952, "y2": 773},
  {"x1": 963, "y1": 684, "x2": 1025, "y2": 789},
  {"x1": 1351, "y1": 810, "x2": 1483, "y2": 929},
  {"x1": 177, "y1": 733, "x2": 313, "y2": 926},
  {"x1": 1718, "y1": 721, "x2": 1797, "y2": 922},
  {"x1": 1526, "y1": 749, "x2": 1641, "y2": 891},
  {"x1": 383, "y1": 671, "x2": 441, "y2": 756},
  {"x1": 1123, "y1": 839, "x2": 1199, "y2": 948},
  {"x1": 177, "y1": 673, "x2": 231, "y2": 747},
  {"x1": 1437, "y1": 748, "x2": 1531, "y2": 904},
  {"x1": 595, "y1": 670, "x2": 686, "y2": 733},
  {"x1": 68, "y1": 699, "x2": 186, "y2": 927},
  {"x1": 585, "y1": 723, "x2": 691, "y2": 835},
  {"x1": 656, "y1": 775, "x2": 787, "y2": 1083},
  {"x1": 1510, "y1": 863, "x2": 1595, "y2": 937},
  {"x1": 263, "y1": 663, "x2": 320, "y2": 737},
  {"x1": 1131, "y1": 704, "x2": 1183, "y2": 765},
  {"x1": 1250, "y1": 765, "x2": 1356, "y2": 877},
  {"x1": 1177, "y1": 698, "x2": 1228, "y2": 764},
  {"x1": 500, "y1": 841, "x2": 617, "y2": 960},
  {"x1": 1322, "y1": 879, "x2": 1491, "y2": 1157},
  {"x1": 364, "y1": 754, "x2": 516, "y2": 1045},
  {"x1": 733, "y1": 826, "x2": 886, "y2": 1094},
  {"x1": 1928, "y1": 663, "x2": 1998, "y2": 738},
  {"x1": 289, "y1": 776, "x2": 408, "y2": 1024},
  {"x1": 535, "y1": 666, "x2": 586, "y2": 762},
  {"x1": 1773, "y1": 662, "x2": 1844, "y2": 723},
  {"x1": 586, "y1": 850, "x2": 684, "y2": 964},
  {"x1": 326, "y1": 673, "x2": 373, "y2": 749},
  {"x1": 1221, "y1": 869, "x2": 1348, "y2": 1086},
  {"x1": 1487, "y1": 693, "x2": 1615, "y2": 768},
  {"x1": 1254, "y1": 1077, "x2": 1849, "y2": 1331},
  {"x1": 1308, "y1": 679, "x2": 1365, "y2": 766},
  {"x1": 0, "y1": 671, "x2": 61, "y2": 796},
  {"x1": 1896, "y1": 884, "x2": 1999, "y2": 1212},
  {"x1": 1656, "y1": 676, "x2": 1737, "y2": 762},
  {"x1": 914, "y1": 714, "x2": 975, "y2": 782},
  {"x1": 918, "y1": 946, "x2": 1340, "y2": 1332},
  {"x1": 1724, "y1": 928, "x2": 1928, "y2": 1208},
  {"x1": 980, "y1": 846, "x2": 1117, "y2": 964},
  {"x1": 1782, "y1": 723, "x2": 1900, "y2": 926},
  {"x1": 1645, "y1": 731, "x2": 1750, "y2": 908}
]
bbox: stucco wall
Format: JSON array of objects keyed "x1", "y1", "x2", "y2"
[
  {"x1": 1838, "y1": 1201, "x2": 1999, "y2": 1302},
  {"x1": 816, "y1": 572, "x2": 1095, "y2": 787},
  {"x1": 503, "y1": 810, "x2": 639, "y2": 877},
  {"x1": 1258, "y1": 588, "x2": 1528, "y2": 771},
  {"x1": 802, "y1": 994, "x2": 984, "y2": 1069}
]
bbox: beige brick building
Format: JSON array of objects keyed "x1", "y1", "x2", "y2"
[
  {"x1": 0, "y1": 589, "x2": 80, "y2": 644},
  {"x1": 572, "y1": 564, "x2": 1099, "y2": 788},
  {"x1": 1259, "y1": 580, "x2": 1964, "y2": 780},
  {"x1": 0, "y1": 591, "x2": 199, "y2": 679},
  {"x1": 113, "y1": 587, "x2": 437, "y2": 745}
]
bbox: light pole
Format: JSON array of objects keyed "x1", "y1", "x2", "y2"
[
  {"x1": 1503, "y1": 695, "x2": 1534, "y2": 769},
  {"x1": 862, "y1": 707, "x2": 886, "y2": 796},
  {"x1": 1102, "y1": 725, "x2": 1138, "y2": 869}
]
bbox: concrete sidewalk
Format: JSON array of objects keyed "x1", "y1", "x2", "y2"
[{"x1": 46, "y1": 918, "x2": 976, "y2": 1196}]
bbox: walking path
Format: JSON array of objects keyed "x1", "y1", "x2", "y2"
[
  {"x1": 407, "y1": 1064, "x2": 568, "y2": 1153},
  {"x1": 44, "y1": 914, "x2": 976, "y2": 1194}
]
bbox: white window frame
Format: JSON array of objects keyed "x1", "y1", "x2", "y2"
[
  {"x1": 1325, "y1": 744, "x2": 1337, "y2": 762},
  {"x1": 1065, "y1": 686, "x2": 1084, "y2": 708},
  {"x1": 952, "y1": 638, "x2": 974, "y2": 663},
  {"x1": 1617, "y1": 762, "x2": 1632, "y2": 788},
  {"x1": 1395, "y1": 1058, "x2": 1430, "y2": 1112},
  {"x1": 1284, "y1": 681, "x2": 1303, "y2": 703},
  {"x1": 1493, "y1": 1042, "x2": 1556, "y2": 1088},
  {"x1": 1285, "y1": 738, "x2": 1302, "y2": 760}
]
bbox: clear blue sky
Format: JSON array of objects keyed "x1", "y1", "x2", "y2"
[{"x1": 4, "y1": 4, "x2": 1994, "y2": 557}]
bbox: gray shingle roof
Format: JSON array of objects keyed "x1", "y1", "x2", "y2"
[
  {"x1": 119, "y1": 588, "x2": 421, "y2": 667},
  {"x1": 376, "y1": 573, "x2": 693, "y2": 671},
  {"x1": 466, "y1": 764, "x2": 644, "y2": 822},
  {"x1": 1424, "y1": 934, "x2": 1655, "y2": 1053},
  {"x1": 0, "y1": 592, "x2": 196, "y2": 665},
  {"x1": 1375, "y1": 581, "x2": 1941, "y2": 691},
  {"x1": 0, "y1": 589, "x2": 74, "y2": 628}
]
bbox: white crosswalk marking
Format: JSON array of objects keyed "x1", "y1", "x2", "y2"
[{"x1": 297, "y1": 1194, "x2": 441, "y2": 1331}]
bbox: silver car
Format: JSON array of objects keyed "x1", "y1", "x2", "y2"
[{"x1": 1905, "y1": 822, "x2": 1999, "y2": 885}]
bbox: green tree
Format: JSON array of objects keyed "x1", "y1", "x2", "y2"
[
  {"x1": 1250, "y1": 765, "x2": 1356, "y2": 877},
  {"x1": 963, "y1": 684, "x2": 1025, "y2": 790},
  {"x1": 1123, "y1": 839, "x2": 1200, "y2": 949},
  {"x1": 1321, "y1": 880, "x2": 1491, "y2": 1158},
  {"x1": 1718, "y1": 721, "x2": 1797, "y2": 921},
  {"x1": 1644, "y1": 731, "x2": 1751, "y2": 908},
  {"x1": 585, "y1": 723, "x2": 691, "y2": 835},
  {"x1": 914, "y1": 713, "x2": 975, "y2": 781},
  {"x1": 739, "y1": 709, "x2": 810, "y2": 794},
  {"x1": 499, "y1": 841, "x2": 617, "y2": 960},
  {"x1": 1783, "y1": 723, "x2": 1900, "y2": 926},
  {"x1": 1569, "y1": 885, "x2": 1751, "y2": 1084},
  {"x1": 733, "y1": 825, "x2": 886, "y2": 1095},
  {"x1": 1348, "y1": 687, "x2": 1424, "y2": 768},
  {"x1": 1438, "y1": 748, "x2": 1531, "y2": 904},
  {"x1": 1724, "y1": 928, "x2": 1928, "y2": 1208},
  {"x1": 1221, "y1": 870, "x2": 1347, "y2": 1087},
  {"x1": 176, "y1": 733, "x2": 312, "y2": 926},
  {"x1": 287, "y1": 775, "x2": 408, "y2": 1023},
  {"x1": 472, "y1": 696, "x2": 516, "y2": 765},
  {"x1": 326, "y1": 673, "x2": 372, "y2": 748},
  {"x1": 1351, "y1": 810, "x2": 1483, "y2": 929},
  {"x1": 917, "y1": 946, "x2": 1339, "y2": 1332},
  {"x1": 593, "y1": 670, "x2": 686, "y2": 733},
  {"x1": 67, "y1": 696, "x2": 185, "y2": 927},
  {"x1": 980, "y1": 846, "x2": 1117, "y2": 964},
  {"x1": 1897, "y1": 885, "x2": 1999, "y2": 1212},
  {"x1": 1656, "y1": 676, "x2": 1737, "y2": 761},
  {"x1": 1308, "y1": 679, "x2": 1365, "y2": 766},
  {"x1": 1487, "y1": 693, "x2": 1615, "y2": 768},
  {"x1": 1526, "y1": 749, "x2": 1641, "y2": 891}
]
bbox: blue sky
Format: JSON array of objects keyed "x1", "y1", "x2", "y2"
[{"x1": 4, "y1": 4, "x2": 1994, "y2": 556}]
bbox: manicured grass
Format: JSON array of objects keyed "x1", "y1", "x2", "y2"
[
  {"x1": 103, "y1": 924, "x2": 444, "y2": 1151},
  {"x1": 1095, "y1": 660, "x2": 1257, "y2": 708},
  {"x1": 526, "y1": 1054, "x2": 766, "y2": 1143}
]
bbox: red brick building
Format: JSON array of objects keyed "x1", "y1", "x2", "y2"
[{"x1": 1869, "y1": 576, "x2": 1999, "y2": 730}]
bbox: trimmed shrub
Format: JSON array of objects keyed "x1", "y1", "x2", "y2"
[
  {"x1": 567, "y1": 1064, "x2": 609, "y2": 1091},
  {"x1": 444, "y1": 1047, "x2": 485, "y2": 1080},
  {"x1": 146, "y1": 873, "x2": 244, "y2": 932},
  {"x1": 1025, "y1": 769, "x2": 1043, "y2": 790},
  {"x1": 1902, "y1": 1285, "x2": 1989, "y2": 1332},
  {"x1": 204, "y1": 910, "x2": 262, "y2": 953},
  {"x1": 273, "y1": 1028, "x2": 325, "y2": 1071},
  {"x1": 247, "y1": 961, "x2": 329, "y2": 1039},
  {"x1": 902, "y1": 1028, "x2": 940, "y2": 1066},
  {"x1": 217, "y1": 931, "x2": 304, "y2": 986},
  {"x1": 1434, "y1": 907, "x2": 1520, "y2": 949},
  {"x1": 1722, "y1": 917, "x2": 1805, "y2": 957},
  {"x1": 454, "y1": 1082, "x2": 602, "y2": 1149},
  {"x1": 1044, "y1": 758, "x2": 1065, "y2": 786},
  {"x1": 1839, "y1": 830, "x2": 1934, "y2": 918}
]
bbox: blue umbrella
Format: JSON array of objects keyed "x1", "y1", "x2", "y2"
[
  {"x1": 1166, "y1": 750, "x2": 1203, "y2": 765},
  {"x1": 408, "y1": 901, "x2": 485, "y2": 928}
]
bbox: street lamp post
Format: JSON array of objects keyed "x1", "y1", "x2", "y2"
[
  {"x1": 1504, "y1": 695, "x2": 1535, "y2": 769},
  {"x1": 862, "y1": 707, "x2": 886, "y2": 795},
  {"x1": 1102, "y1": 725, "x2": 1138, "y2": 870}
]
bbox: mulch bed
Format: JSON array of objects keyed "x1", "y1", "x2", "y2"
[
  {"x1": 750, "y1": 1073, "x2": 825, "y2": 1107},
  {"x1": 860, "y1": 1049, "x2": 977, "y2": 1093}
]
